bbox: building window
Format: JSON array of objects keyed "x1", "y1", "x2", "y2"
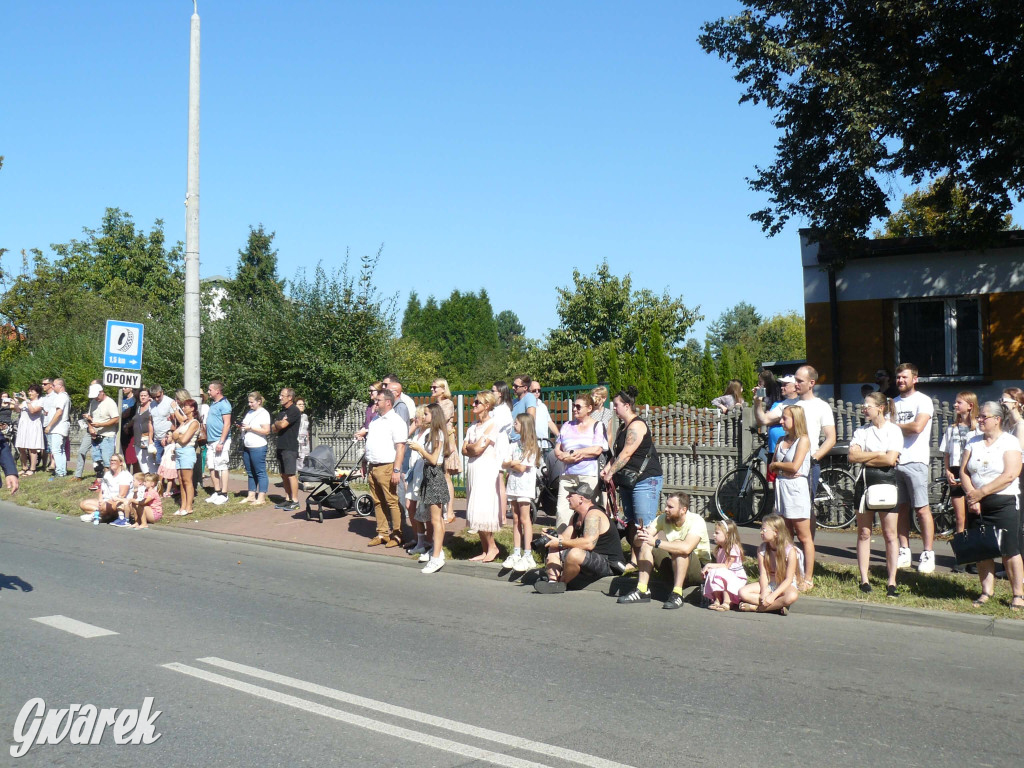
[{"x1": 895, "y1": 298, "x2": 983, "y2": 378}]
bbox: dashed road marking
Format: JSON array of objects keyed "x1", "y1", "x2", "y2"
[{"x1": 31, "y1": 615, "x2": 119, "y2": 638}]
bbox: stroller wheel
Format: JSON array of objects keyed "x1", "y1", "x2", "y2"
[{"x1": 355, "y1": 494, "x2": 374, "y2": 517}]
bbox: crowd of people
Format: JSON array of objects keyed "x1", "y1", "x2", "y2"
[
  {"x1": 2, "y1": 361, "x2": 1021, "y2": 613},
  {"x1": 0, "y1": 378, "x2": 312, "y2": 522}
]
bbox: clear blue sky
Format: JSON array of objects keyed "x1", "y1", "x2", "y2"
[{"x1": 2, "y1": 1, "x2": 905, "y2": 344}]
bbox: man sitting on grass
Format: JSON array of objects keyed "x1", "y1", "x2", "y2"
[
  {"x1": 535, "y1": 482, "x2": 625, "y2": 594},
  {"x1": 617, "y1": 492, "x2": 711, "y2": 609}
]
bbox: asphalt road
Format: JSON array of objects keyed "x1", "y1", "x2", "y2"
[{"x1": 1, "y1": 500, "x2": 1022, "y2": 767}]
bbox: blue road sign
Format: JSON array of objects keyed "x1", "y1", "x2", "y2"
[{"x1": 104, "y1": 320, "x2": 145, "y2": 371}]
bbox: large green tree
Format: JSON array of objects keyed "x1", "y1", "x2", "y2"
[
  {"x1": 873, "y1": 175, "x2": 1017, "y2": 239},
  {"x1": 699, "y1": 2, "x2": 1024, "y2": 247},
  {"x1": 706, "y1": 301, "x2": 761, "y2": 358},
  {"x1": 230, "y1": 224, "x2": 285, "y2": 307}
]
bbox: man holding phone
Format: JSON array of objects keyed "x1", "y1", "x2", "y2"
[{"x1": 536, "y1": 482, "x2": 625, "y2": 593}]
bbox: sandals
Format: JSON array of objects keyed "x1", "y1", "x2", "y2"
[
  {"x1": 1011, "y1": 596, "x2": 1024, "y2": 612},
  {"x1": 972, "y1": 593, "x2": 992, "y2": 607}
]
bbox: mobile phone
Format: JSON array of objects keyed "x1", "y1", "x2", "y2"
[{"x1": 755, "y1": 386, "x2": 766, "y2": 399}]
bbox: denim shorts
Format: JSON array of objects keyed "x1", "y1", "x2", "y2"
[
  {"x1": 619, "y1": 475, "x2": 664, "y2": 527},
  {"x1": 175, "y1": 444, "x2": 197, "y2": 470}
]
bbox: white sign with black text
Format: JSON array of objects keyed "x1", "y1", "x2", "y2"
[{"x1": 103, "y1": 370, "x2": 142, "y2": 389}]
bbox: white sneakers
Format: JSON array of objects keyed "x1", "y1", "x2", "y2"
[
  {"x1": 207, "y1": 493, "x2": 228, "y2": 505},
  {"x1": 897, "y1": 547, "x2": 912, "y2": 569},
  {"x1": 513, "y1": 553, "x2": 535, "y2": 572},
  {"x1": 422, "y1": 557, "x2": 445, "y2": 574},
  {"x1": 897, "y1": 547, "x2": 936, "y2": 572},
  {"x1": 917, "y1": 550, "x2": 935, "y2": 573}
]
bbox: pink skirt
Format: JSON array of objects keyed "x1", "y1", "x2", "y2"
[{"x1": 703, "y1": 568, "x2": 748, "y2": 603}]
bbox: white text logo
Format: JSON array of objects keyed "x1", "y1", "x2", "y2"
[{"x1": 11, "y1": 697, "x2": 162, "y2": 758}]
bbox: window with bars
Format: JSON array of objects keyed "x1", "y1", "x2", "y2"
[{"x1": 894, "y1": 298, "x2": 983, "y2": 378}]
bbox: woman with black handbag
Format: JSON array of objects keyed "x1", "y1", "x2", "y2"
[
  {"x1": 848, "y1": 392, "x2": 904, "y2": 596},
  {"x1": 959, "y1": 402, "x2": 1024, "y2": 610},
  {"x1": 600, "y1": 386, "x2": 663, "y2": 538}
]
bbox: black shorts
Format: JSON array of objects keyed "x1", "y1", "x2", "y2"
[
  {"x1": 948, "y1": 466, "x2": 965, "y2": 498},
  {"x1": 277, "y1": 449, "x2": 298, "y2": 476},
  {"x1": 559, "y1": 548, "x2": 615, "y2": 578},
  {"x1": 976, "y1": 495, "x2": 1021, "y2": 559}
]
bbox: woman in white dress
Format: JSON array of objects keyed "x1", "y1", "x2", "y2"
[
  {"x1": 769, "y1": 405, "x2": 813, "y2": 590},
  {"x1": 14, "y1": 384, "x2": 46, "y2": 473},
  {"x1": 463, "y1": 391, "x2": 500, "y2": 562}
]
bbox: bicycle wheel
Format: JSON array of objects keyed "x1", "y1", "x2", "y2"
[
  {"x1": 915, "y1": 479, "x2": 955, "y2": 537},
  {"x1": 714, "y1": 466, "x2": 768, "y2": 526},
  {"x1": 814, "y1": 467, "x2": 857, "y2": 529}
]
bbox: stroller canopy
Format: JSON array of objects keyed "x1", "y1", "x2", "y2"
[{"x1": 301, "y1": 444, "x2": 336, "y2": 478}]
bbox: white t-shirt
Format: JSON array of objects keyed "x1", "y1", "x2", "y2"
[
  {"x1": 150, "y1": 396, "x2": 175, "y2": 438},
  {"x1": 893, "y1": 391, "x2": 934, "y2": 465},
  {"x1": 768, "y1": 397, "x2": 799, "y2": 419},
  {"x1": 48, "y1": 391, "x2": 72, "y2": 436},
  {"x1": 964, "y1": 433, "x2": 1022, "y2": 497},
  {"x1": 850, "y1": 421, "x2": 904, "y2": 455},
  {"x1": 534, "y1": 400, "x2": 554, "y2": 442},
  {"x1": 242, "y1": 407, "x2": 271, "y2": 448},
  {"x1": 797, "y1": 397, "x2": 835, "y2": 448},
  {"x1": 939, "y1": 424, "x2": 979, "y2": 468},
  {"x1": 101, "y1": 470, "x2": 134, "y2": 502},
  {"x1": 364, "y1": 410, "x2": 408, "y2": 465}
]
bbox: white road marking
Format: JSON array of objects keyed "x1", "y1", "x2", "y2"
[
  {"x1": 31, "y1": 615, "x2": 118, "y2": 638},
  {"x1": 164, "y1": 663, "x2": 559, "y2": 768},
  {"x1": 195, "y1": 656, "x2": 635, "y2": 768}
]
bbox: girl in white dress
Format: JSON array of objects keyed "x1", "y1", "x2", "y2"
[
  {"x1": 769, "y1": 405, "x2": 813, "y2": 590},
  {"x1": 502, "y1": 413, "x2": 541, "y2": 572},
  {"x1": 463, "y1": 391, "x2": 500, "y2": 562}
]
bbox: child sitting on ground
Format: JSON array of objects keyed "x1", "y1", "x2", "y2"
[
  {"x1": 738, "y1": 514, "x2": 802, "y2": 615},
  {"x1": 702, "y1": 519, "x2": 748, "y2": 611},
  {"x1": 130, "y1": 473, "x2": 163, "y2": 528}
]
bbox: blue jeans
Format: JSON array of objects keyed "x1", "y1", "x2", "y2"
[
  {"x1": 75, "y1": 435, "x2": 115, "y2": 477},
  {"x1": 619, "y1": 475, "x2": 664, "y2": 527},
  {"x1": 47, "y1": 433, "x2": 67, "y2": 476},
  {"x1": 243, "y1": 445, "x2": 268, "y2": 494}
]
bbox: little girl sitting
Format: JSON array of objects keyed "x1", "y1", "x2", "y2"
[
  {"x1": 702, "y1": 520, "x2": 748, "y2": 610},
  {"x1": 130, "y1": 473, "x2": 163, "y2": 528},
  {"x1": 738, "y1": 514, "x2": 802, "y2": 615}
]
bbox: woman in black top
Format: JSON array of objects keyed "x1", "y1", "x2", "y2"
[{"x1": 600, "y1": 386, "x2": 664, "y2": 533}]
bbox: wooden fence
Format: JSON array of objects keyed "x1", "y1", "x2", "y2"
[{"x1": 65, "y1": 396, "x2": 956, "y2": 518}]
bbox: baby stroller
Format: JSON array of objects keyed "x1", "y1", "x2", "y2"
[{"x1": 299, "y1": 442, "x2": 374, "y2": 523}]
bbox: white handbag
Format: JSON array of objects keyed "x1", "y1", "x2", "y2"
[{"x1": 864, "y1": 483, "x2": 898, "y2": 510}]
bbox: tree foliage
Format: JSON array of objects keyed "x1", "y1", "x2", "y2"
[
  {"x1": 699, "y1": 2, "x2": 1024, "y2": 246},
  {"x1": 706, "y1": 301, "x2": 761, "y2": 358},
  {"x1": 873, "y1": 175, "x2": 1017, "y2": 239},
  {"x1": 230, "y1": 224, "x2": 285, "y2": 307}
]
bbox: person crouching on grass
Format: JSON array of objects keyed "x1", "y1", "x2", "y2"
[
  {"x1": 738, "y1": 514, "x2": 801, "y2": 615},
  {"x1": 130, "y1": 473, "x2": 164, "y2": 528}
]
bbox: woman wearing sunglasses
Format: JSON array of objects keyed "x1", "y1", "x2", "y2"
[
  {"x1": 553, "y1": 394, "x2": 608, "y2": 527},
  {"x1": 463, "y1": 391, "x2": 501, "y2": 562}
]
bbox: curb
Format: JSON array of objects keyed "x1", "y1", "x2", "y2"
[{"x1": 156, "y1": 521, "x2": 1024, "y2": 642}]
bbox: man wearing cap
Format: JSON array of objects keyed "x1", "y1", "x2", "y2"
[
  {"x1": 535, "y1": 481, "x2": 625, "y2": 593},
  {"x1": 74, "y1": 381, "x2": 119, "y2": 489},
  {"x1": 754, "y1": 374, "x2": 799, "y2": 455}
]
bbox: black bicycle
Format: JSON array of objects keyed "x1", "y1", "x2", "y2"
[
  {"x1": 714, "y1": 428, "x2": 772, "y2": 526},
  {"x1": 913, "y1": 476, "x2": 957, "y2": 537}
]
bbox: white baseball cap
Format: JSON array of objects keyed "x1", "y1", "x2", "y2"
[{"x1": 88, "y1": 383, "x2": 103, "y2": 398}]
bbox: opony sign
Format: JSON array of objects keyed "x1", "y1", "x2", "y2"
[{"x1": 104, "y1": 320, "x2": 144, "y2": 371}]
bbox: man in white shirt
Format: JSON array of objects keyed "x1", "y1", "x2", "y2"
[
  {"x1": 793, "y1": 365, "x2": 837, "y2": 494},
  {"x1": 361, "y1": 390, "x2": 408, "y2": 548},
  {"x1": 44, "y1": 378, "x2": 72, "y2": 477},
  {"x1": 528, "y1": 381, "x2": 559, "y2": 451},
  {"x1": 892, "y1": 363, "x2": 936, "y2": 573},
  {"x1": 149, "y1": 384, "x2": 175, "y2": 466}
]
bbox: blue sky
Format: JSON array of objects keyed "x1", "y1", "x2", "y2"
[{"x1": 0, "y1": 1, "x2": 928, "y2": 344}]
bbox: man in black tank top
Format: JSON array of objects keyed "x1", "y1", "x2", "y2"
[{"x1": 535, "y1": 482, "x2": 624, "y2": 594}]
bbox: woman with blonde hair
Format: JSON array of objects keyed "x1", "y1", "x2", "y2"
[
  {"x1": 409, "y1": 403, "x2": 451, "y2": 574},
  {"x1": 939, "y1": 391, "x2": 979, "y2": 538},
  {"x1": 431, "y1": 377, "x2": 459, "y2": 523},
  {"x1": 769, "y1": 404, "x2": 814, "y2": 590},
  {"x1": 463, "y1": 391, "x2": 501, "y2": 561}
]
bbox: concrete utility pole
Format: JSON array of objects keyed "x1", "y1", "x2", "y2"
[{"x1": 183, "y1": 0, "x2": 201, "y2": 397}]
